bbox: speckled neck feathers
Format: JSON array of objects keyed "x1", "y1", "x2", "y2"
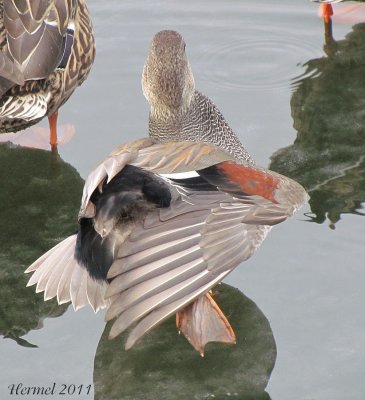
[
  {"x1": 149, "y1": 89, "x2": 254, "y2": 165},
  {"x1": 143, "y1": 30, "x2": 254, "y2": 166}
]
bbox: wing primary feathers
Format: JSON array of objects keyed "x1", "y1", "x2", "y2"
[
  {"x1": 24, "y1": 131, "x2": 307, "y2": 353},
  {"x1": 108, "y1": 269, "x2": 215, "y2": 339},
  {"x1": 124, "y1": 270, "x2": 231, "y2": 350},
  {"x1": 105, "y1": 259, "x2": 207, "y2": 319}
]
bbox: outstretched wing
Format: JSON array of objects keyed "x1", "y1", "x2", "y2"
[
  {"x1": 25, "y1": 234, "x2": 109, "y2": 313},
  {"x1": 25, "y1": 139, "x2": 307, "y2": 348},
  {"x1": 102, "y1": 157, "x2": 307, "y2": 348},
  {"x1": 78, "y1": 139, "x2": 234, "y2": 219}
]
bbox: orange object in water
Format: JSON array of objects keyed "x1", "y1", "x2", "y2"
[
  {"x1": 319, "y1": 2, "x2": 365, "y2": 23},
  {"x1": 321, "y1": 3, "x2": 334, "y2": 23}
]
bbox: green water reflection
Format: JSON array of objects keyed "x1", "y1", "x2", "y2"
[
  {"x1": 94, "y1": 284, "x2": 275, "y2": 400},
  {"x1": 0, "y1": 143, "x2": 82, "y2": 346},
  {"x1": 270, "y1": 22, "x2": 365, "y2": 227}
]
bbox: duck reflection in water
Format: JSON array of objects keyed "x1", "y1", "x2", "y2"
[
  {"x1": 93, "y1": 284, "x2": 276, "y2": 400},
  {"x1": 0, "y1": 123, "x2": 75, "y2": 152},
  {"x1": 0, "y1": 143, "x2": 83, "y2": 346},
  {"x1": 312, "y1": 0, "x2": 365, "y2": 56},
  {"x1": 312, "y1": 0, "x2": 365, "y2": 25},
  {"x1": 270, "y1": 21, "x2": 365, "y2": 228}
]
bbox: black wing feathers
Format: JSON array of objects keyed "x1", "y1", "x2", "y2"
[{"x1": 75, "y1": 166, "x2": 172, "y2": 281}]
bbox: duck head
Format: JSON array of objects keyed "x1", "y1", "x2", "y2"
[{"x1": 142, "y1": 30, "x2": 195, "y2": 119}]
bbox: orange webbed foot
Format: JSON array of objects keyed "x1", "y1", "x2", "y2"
[{"x1": 176, "y1": 292, "x2": 236, "y2": 356}]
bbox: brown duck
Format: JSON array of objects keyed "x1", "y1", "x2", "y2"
[
  {"x1": 26, "y1": 30, "x2": 307, "y2": 355},
  {"x1": 0, "y1": 0, "x2": 95, "y2": 149}
]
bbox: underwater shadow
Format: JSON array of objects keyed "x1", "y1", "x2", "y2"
[
  {"x1": 93, "y1": 284, "x2": 276, "y2": 400},
  {"x1": 0, "y1": 143, "x2": 83, "y2": 346},
  {"x1": 270, "y1": 22, "x2": 365, "y2": 227}
]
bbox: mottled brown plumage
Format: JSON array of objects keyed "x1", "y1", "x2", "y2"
[{"x1": 0, "y1": 0, "x2": 95, "y2": 143}]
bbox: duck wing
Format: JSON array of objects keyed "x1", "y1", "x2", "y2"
[
  {"x1": 2, "y1": 0, "x2": 72, "y2": 89},
  {"x1": 0, "y1": 51, "x2": 24, "y2": 94},
  {"x1": 0, "y1": 92, "x2": 48, "y2": 121},
  {"x1": 25, "y1": 138, "x2": 233, "y2": 313},
  {"x1": 26, "y1": 139, "x2": 307, "y2": 349},
  {"x1": 81, "y1": 139, "x2": 306, "y2": 348}
]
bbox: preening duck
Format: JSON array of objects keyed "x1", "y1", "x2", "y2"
[
  {"x1": 0, "y1": 0, "x2": 95, "y2": 149},
  {"x1": 26, "y1": 30, "x2": 307, "y2": 355}
]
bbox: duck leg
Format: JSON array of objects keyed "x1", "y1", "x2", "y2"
[
  {"x1": 48, "y1": 112, "x2": 58, "y2": 151},
  {"x1": 321, "y1": 3, "x2": 333, "y2": 23},
  {"x1": 176, "y1": 291, "x2": 236, "y2": 356}
]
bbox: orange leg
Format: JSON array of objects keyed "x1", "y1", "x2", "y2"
[
  {"x1": 322, "y1": 3, "x2": 333, "y2": 23},
  {"x1": 48, "y1": 112, "x2": 58, "y2": 150}
]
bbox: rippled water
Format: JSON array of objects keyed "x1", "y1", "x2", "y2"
[{"x1": 1, "y1": 0, "x2": 365, "y2": 399}]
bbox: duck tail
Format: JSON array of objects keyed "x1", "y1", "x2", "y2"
[{"x1": 25, "y1": 234, "x2": 109, "y2": 313}]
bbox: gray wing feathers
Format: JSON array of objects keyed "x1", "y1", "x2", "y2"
[
  {"x1": 116, "y1": 233, "x2": 202, "y2": 272},
  {"x1": 25, "y1": 154, "x2": 305, "y2": 348},
  {"x1": 103, "y1": 189, "x2": 276, "y2": 347},
  {"x1": 86, "y1": 273, "x2": 110, "y2": 312},
  {"x1": 70, "y1": 262, "x2": 89, "y2": 310},
  {"x1": 131, "y1": 141, "x2": 233, "y2": 174},
  {"x1": 118, "y1": 221, "x2": 206, "y2": 258},
  {"x1": 78, "y1": 139, "x2": 232, "y2": 220},
  {"x1": 3, "y1": 0, "x2": 68, "y2": 80},
  {"x1": 274, "y1": 173, "x2": 309, "y2": 214},
  {"x1": 25, "y1": 235, "x2": 108, "y2": 313},
  {"x1": 106, "y1": 258, "x2": 207, "y2": 320},
  {"x1": 44, "y1": 139, "x2": 306, "y2": 348},
  {"x1": 0, "y1": 51, "x2": 24, "y2": 95},
  {"x1": 124, "y1": 270, "x2": 230, "y2": 350},
  {"x1": 45, "y1": 244, "x2": 75, "y2": 301},
  {"x1": 108, "y1": 269, "x2": 229, "y2": 341},
  {"x1": 108, "y1": 246, "x2": 204, "y2": 292},
  {"x1": 26, "y1": 235, "x2": 72, "y2": 286}
]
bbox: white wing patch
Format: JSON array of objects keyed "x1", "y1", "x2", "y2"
[{"x1": 159, "y1": 171, "x2": 200, "y2": 179}]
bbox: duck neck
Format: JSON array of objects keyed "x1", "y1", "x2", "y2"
[{"x1": 148, "y1": 90, "x2": 255, "y2": 165}]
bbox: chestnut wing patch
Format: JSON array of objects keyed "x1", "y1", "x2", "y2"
[{"x1": 198, "y1": 161, "x2": 279, "y2": 203}]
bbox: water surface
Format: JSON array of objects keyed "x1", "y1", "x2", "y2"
[{"x1": 1, "y1": 1, "x2": 364, "y2": 399}]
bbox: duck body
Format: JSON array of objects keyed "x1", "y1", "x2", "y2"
[
  {"x1": 0, "y1": 0, "x2": 94, "y2": 139},
  {"x1": 26, "y1": 31, "x2": 307, "y2": 354}
]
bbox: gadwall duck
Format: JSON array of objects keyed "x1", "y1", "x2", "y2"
[
  {"x1": 26, "y1": 30, "x2": 307, "y2": 355},
  {"x1": 0, "y1": 0, "x2": 95, "y2": 149}
]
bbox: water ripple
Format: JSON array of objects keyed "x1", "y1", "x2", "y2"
[{"x1": 197, "y1": 34, "x2": 322, "y2": 92}]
